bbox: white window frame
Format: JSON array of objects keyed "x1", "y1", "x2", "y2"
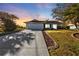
[
  {"x1": 45, "y1": 24, "x2": 50, "y2": 28},
  {"x1": 52, "y1": 24, "x2": 57, "y2": 29}
]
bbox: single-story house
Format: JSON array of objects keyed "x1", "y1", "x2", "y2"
[{"x1": 24, "y1": 19, "x2": 63, "y2": 30}]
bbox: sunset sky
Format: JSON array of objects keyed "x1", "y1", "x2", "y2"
[
  {"x1": 0, "y1": 3, "x2": 56, "y2": 26},
  {"x1": 0, "y1": 3, "x2": 56, "y2": 19}
]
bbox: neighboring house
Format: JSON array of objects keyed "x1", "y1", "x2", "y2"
[
  {"x1": 67, "y1": 24, "x2": 79, "y2": 29},
  {"x1": 24, "y1": 19, "x2": 63, "y2": 30}
]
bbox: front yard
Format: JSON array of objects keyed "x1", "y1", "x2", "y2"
[{"x1": 46, "y1": 30, "x2": 79, "y2": 56}]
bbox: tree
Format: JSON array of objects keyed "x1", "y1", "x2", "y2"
[
  {"x1": 0, "y1": 12, "x2": 19, "y2": 32},
  {"x1": 52, "y1": 4, "x2": 71, "y2": 20},
  {"x1": 2, "y1": 18, "x2": 17, "y2": 32},
  {"x1": 63, "y1": 4, "x2": 79, "y2": 29},
  {"x1": 52, "y1": 3, "x2": 79, "y2": 29}
]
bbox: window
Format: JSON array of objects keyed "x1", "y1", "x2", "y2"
[
  {"x1": 45, "y1": 24, "x2": 50, "y2": 28},
  {"x1": 52, "y1": 24, "x2": 57, "y2": 29}
]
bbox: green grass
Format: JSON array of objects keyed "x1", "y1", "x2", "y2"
[{"x1": 47, "y1": 30, "x2": 79, "y2": 56}]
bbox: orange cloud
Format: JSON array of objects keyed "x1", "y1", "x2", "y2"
[{"x1": 14, "y1": 18, "x2": 32, "y2": 27}]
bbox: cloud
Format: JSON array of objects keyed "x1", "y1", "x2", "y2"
[
  {"x1": 0, "y1": 3, "x2": 55, "y2": 21},
  {"x1": 34, "y1": 3, "x2": 53, "y2": 19},
  {"x1": 0, "y1": 4, "x2": 33, "y2": 20}
]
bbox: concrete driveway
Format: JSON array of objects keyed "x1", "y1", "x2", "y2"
[{"x1": 0, "y1": 30, "x2": 49, "y2": 56}]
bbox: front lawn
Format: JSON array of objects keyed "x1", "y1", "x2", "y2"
[{"x1": 47, "y1": 30, "x2": 79, "y2": 56}]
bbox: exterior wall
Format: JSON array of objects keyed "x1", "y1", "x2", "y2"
[{"x1": 27, "y1": 22, "x2": 44, "y2": 30}]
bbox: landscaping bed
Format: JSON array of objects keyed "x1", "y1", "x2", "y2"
[
  {"x1": 42, "y1": 31, "x2": 58, "y2": 55},
  {"x1": 46, "y1": 30, "x2": 79, "y2": 56},
  {"x1": 73, "y1": 33, "x2": 79, "y2": 39}
]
